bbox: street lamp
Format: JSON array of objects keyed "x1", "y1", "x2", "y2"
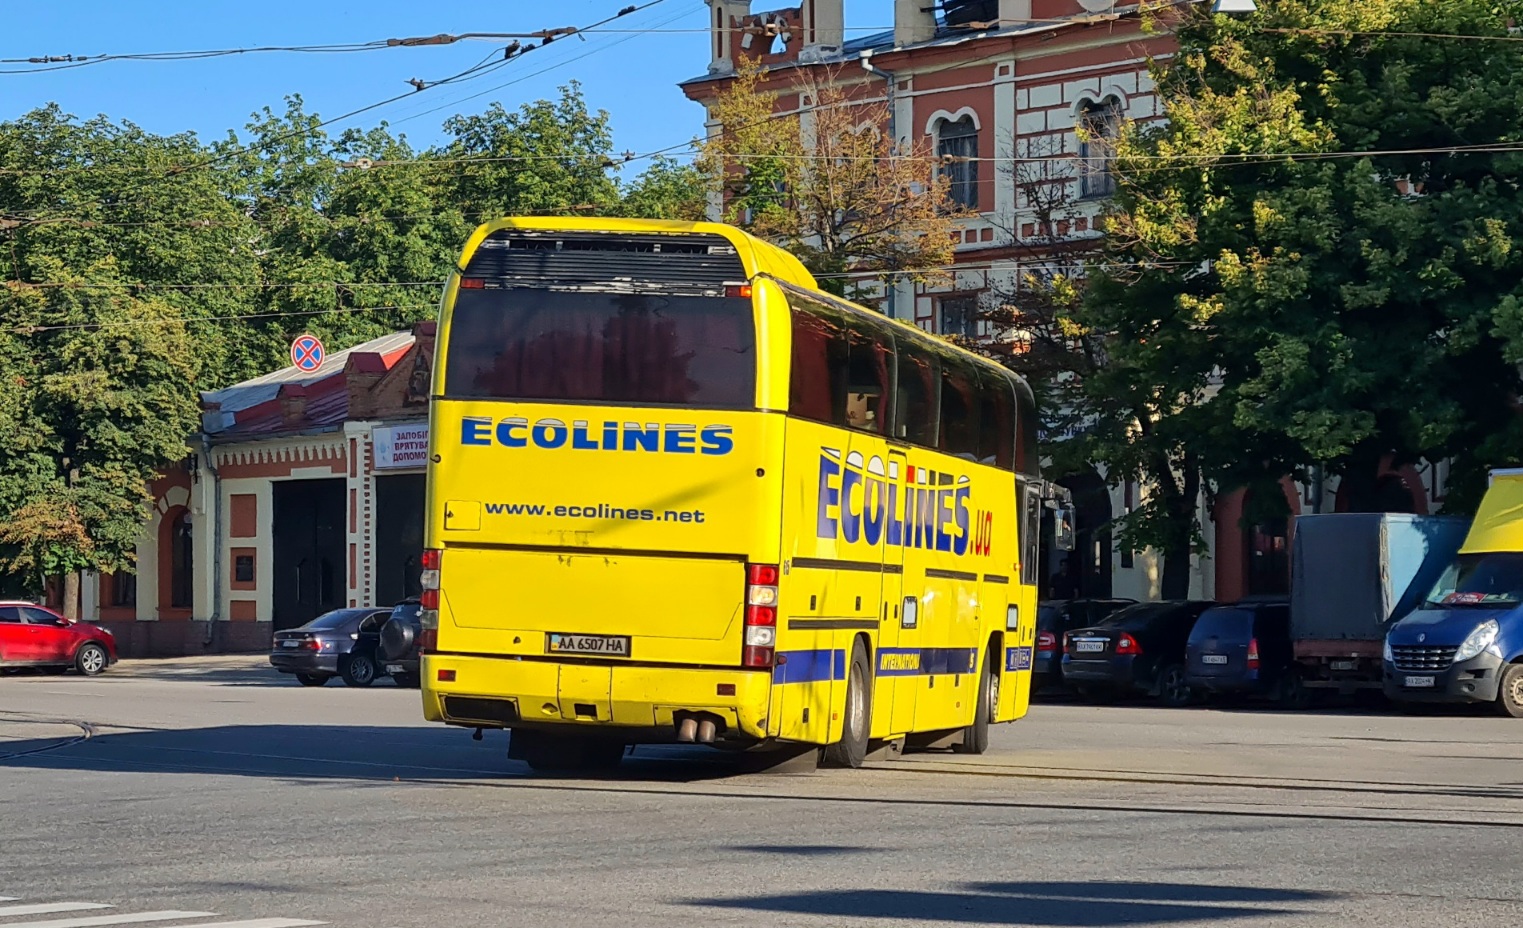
[{"x1": 1211, "y1": 0, "x2": 1258, "y2": 13}]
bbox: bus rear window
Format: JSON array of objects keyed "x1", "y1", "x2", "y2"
[{"x1": 443, "y1": 289, "x2": 756, "y2": 407}]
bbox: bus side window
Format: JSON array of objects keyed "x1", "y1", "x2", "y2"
[
  {"x1": 979, "y1": 370, "x2": 1016, "y2": 470},
  {"x1": 789, "y1": 303, "x2": 845, "y2": 425},
  {"x1": 788, "y1": 292, "x2": 893, "y2": 433},
  {"x1": 894, "y1": 337, "x2": 941, "y2": 447},
  {"x1": 1015, "y1": 383, "x2": 1040, "y2": 476},
  {"x1": 844, "y1": 323, "x2": 893, "y2": 433},
  {"x1": 939, "y1": 356, "x2": 982, "y2": 461}
]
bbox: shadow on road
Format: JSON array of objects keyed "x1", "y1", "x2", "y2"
[
  {"x1": 688, "y1": 879, "x2": 1335, "y2": 925},
  {"x1": 0, "y1": 723, "x2": 781, "y2": 784}
]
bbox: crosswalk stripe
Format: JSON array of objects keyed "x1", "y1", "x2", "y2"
[
  {"x1": 0, "y1": 905, "x2": 112, "y2": 917},
  {"x1": 175, "y1": 914, "x2": 324, "y2": 920},
  {"x1": 0, "y1": 912, "x2": 215, "y2": 928}
]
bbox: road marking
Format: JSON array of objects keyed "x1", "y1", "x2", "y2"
[
  {"x1": 178, "y1": 921, "x2": 325, "y2": 928},
  {"x1": 0, "y1": 912, "x2": 215, "y2": 928},
  {"x1": 0, "y1": 905, "x2": 111, "y2": 917}
]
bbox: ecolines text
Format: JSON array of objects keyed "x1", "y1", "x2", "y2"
[{"x1": 461, "y1": 417, "x2": 734, "y2": 455}]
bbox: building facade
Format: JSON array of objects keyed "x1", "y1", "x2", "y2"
[{"x1": 84, "y1": 324, "x2": 435, "y2": 657}]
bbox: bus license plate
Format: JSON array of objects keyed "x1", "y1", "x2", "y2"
[
  {"x1": 1201, "y1": 654, "x2": 1228, "y2": 665},
  {"x1": 1405, "y1": 675, "x2": 1436, "y2": 688},
  {"x1": 548, "y1": 634, "x2": 631, "y2": 657},
  {"x1": 1075, "y1": 640, "x2": 1105, "y2": 653}
]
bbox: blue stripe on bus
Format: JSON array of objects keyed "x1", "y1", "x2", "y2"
[
  {"x1": 875, "y1": 647, "x2": 979, "y2": 677},
  {"x1": 1006, "y1": 646, "x2": 1034, "y2": 672},
  {"x1": 773, "y1": 649, "x2": 846, "y2": 684}
]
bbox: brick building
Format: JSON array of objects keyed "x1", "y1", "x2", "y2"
[{"x1": 681, "y1": 0, "x2": 1436, "y2": 602}]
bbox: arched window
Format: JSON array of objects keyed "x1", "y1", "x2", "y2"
[
  {"x1": 169, "y1": 510, "x2": 194, "y2": 609},
  {"x1": 1079, "y1": 97, "x2": 1124, "y2": 198},
  {"x1": 936, "y1": 116, "x2": 979, "y2": 209}
]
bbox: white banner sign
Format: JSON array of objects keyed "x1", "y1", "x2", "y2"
[{"x1": 374, "y1": 424, "x2": 430, "y2": 470}]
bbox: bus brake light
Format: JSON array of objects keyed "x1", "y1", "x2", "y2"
[{"x1": 743, "y1": 564, "x2": 779, "y2": 668}]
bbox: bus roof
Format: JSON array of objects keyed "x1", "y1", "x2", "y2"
[{"x1": 457, "y1": 216, "x2": 817, "y2": 289}]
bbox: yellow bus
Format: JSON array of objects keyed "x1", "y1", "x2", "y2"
[{"x1": 419, "y1": 217, "x2": 1071, "y2": 771}]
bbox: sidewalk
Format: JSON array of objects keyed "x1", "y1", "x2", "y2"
[{"x1": 113, "y1": 653, "x2": 269, "y2": 675}]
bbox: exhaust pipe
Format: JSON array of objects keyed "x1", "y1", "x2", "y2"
[
  {"x1": 696, "y1": 718, "x2": 717, "y2": 744},
  {"x1": 676, "y1": 716, "x2": 698, "y2": 743}
]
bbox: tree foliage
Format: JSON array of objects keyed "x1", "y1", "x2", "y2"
[
  {"x1": 697, "y1": 60, "x2": 966, "y2": 298},
  {"x1": 1076, "y1": 0, "x2": 1523, "y2": 595},
  {"x1": 0, "y1": 86, "x2": 704, "y2": 592}
]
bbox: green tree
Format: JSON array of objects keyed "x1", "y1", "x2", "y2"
[
  {"x1": 615, "y1": 157, "x2": 708, "y2": 221},
  {"x1": 1081, "y1": 0, "x2": 1523, "y2": 596},
  {"x1": 437, "y1": 82, "x2": 619, "y2": 217}
]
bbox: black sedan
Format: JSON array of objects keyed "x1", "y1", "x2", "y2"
[
  {"x1": 1035, "y1": 598, "x2": 1137, "y2": 690},
  {"x1": 269, "y1": 607, "x2": 390, "y2": 687},
  {"x1": 1061, "y1": 600, "x2": 1214, "y2": 706}
]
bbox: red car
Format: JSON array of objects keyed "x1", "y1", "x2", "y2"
[{"x1": 0, "y1": 602, "x2": 117, "y2": 675}]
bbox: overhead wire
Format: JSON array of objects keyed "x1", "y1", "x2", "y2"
[{"x1": 3, "y1": 303, "x2": 415, "y2": 335}]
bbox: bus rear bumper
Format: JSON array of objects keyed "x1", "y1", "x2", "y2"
[{"x1": 421, "y1": 653, "x2": 773, "y2": 741}]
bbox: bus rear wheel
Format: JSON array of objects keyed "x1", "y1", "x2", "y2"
[
  {"x1": 954, "y1": 649, "x2": 996, "y2": 755},
  {"x1": 822, "y1": 640, "x2": 871, "y2": 769},
  {"x1": 510, "y1": 729, "x2": 625, "y2": 774}
]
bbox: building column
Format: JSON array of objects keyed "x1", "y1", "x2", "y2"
[
  {"x1": 345, "y1": 422, "x2": 377, "y2": 608},
  {"x1": 992, "y1": 57, "x2": 1017, "y2": 238}
]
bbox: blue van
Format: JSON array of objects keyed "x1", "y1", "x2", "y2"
[{"x1": 1385, "y1": 469, "x2": 1523, "y2": 717}]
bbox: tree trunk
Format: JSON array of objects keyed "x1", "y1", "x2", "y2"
[
  {"x1": 1159, "y1": 458, "x2": 1201, "y2": 600},
  {"x1": 63, "y1": 570, "x2": 80, "y2": 621}
]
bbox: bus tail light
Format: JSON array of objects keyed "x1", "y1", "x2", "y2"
[
  {"x1": 743, "y1": 563, "x2": 779, "y2": 668},
  {"x1": 421, "y1": 548, "x2": 441, "y2": 649}
]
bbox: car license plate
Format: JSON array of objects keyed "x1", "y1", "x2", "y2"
[
  {"x1": 280, "y1": 640, "x2": 300, "y2": 648},
  {"x1": 1331, "y1": 660, "x2": 1356, "y2": 671},
  {"x1": 386, "y1": 664, "x2": 404, "y2": 674},
  {"x1": 1405, "y1": 675, "x2": 1436, "y2": 688},
  {"x1": 548, "y1": 634, "x2": 631, "y2": 657},
  {"x1": 1075, "y1": 640, "x2": 1105, "y2": 653},
  {"x1": 1202, "y1": 654, "x2": 1228, "y2": 665}
]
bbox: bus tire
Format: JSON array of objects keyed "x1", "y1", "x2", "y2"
[
  {"x1": 823, "y1": 639, "x2": 871, "y2": 769},
  {"x1": 954, "y1": 649, "x2": 996, "y2": 755}
]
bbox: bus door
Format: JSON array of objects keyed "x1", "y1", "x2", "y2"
[{"x1": 874, "y1": 447, "x2": 919, "y2": 738}]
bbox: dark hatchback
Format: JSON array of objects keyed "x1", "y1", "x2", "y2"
[
  {"x1": 1185, "y1": 600, "x2": 1293, "y2": 702},
  {"x1": 1035, "y1": 599, "x2": 1137, "y2": 689},
  {"x1": 269, "y1": 607, "x2": 390, "y2": 687},
  {"x1": 1061, "y1": 600, "x2": 1214, "y2": 706}
]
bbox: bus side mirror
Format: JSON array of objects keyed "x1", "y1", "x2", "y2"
[{"x1": 1055, "y1": 503, "x2": 1077, "y2": 552}]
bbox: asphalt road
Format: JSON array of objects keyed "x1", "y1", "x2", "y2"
[{"x1": 3, "y1": 658, "x2": 1523, "y2": 928}]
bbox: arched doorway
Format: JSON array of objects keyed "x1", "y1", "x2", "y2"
[
  {"x1": 1042, "y1": 470, "x2": 1112, "y2": 600},
  {"x1": 158, "y1": 507, "x2": 194, "y2": 616}
]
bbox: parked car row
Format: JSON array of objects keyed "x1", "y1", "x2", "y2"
[
  {"x1": 268, "y1": 600, "x2": 425, "y2": 688},
  {"x1": 1038, "y1": 589, "x2": 1523, "y2": 718}
]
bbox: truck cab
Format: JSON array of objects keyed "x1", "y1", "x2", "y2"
[{"x1": 1384, "y1": 469, "x2": 1523, "y2": 717}]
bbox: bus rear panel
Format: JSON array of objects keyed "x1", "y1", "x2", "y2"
[{"x1": 422, "y1": 223, "x2": 789, "y2": 743}]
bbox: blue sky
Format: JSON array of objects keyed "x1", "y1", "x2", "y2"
[{"x1": 3, "y1": 0, "x2": 897, "y2": 168}]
